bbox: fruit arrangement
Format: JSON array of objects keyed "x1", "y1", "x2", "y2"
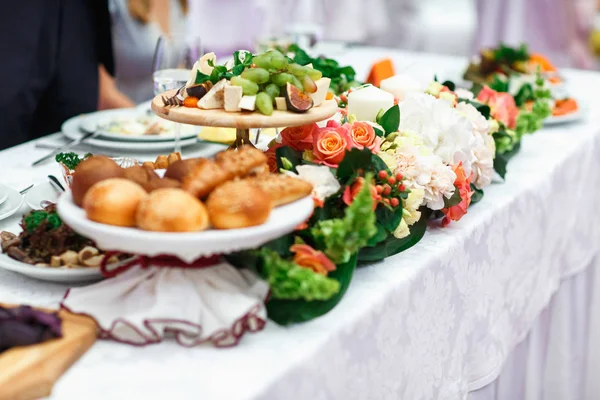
[{"x1": 162, "y1": 50, "x2": 332, "y2": 116}]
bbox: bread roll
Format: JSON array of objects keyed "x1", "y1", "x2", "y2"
[
  {"x1": 123, "y1": 165, "x2": 159, "y2": 187},
  {"x1": 136, "y1": 188, "x2": 209, "y2": 232},
  {"x1": 244, "y1": 174, "x2": 313, "y2": 206},
  {"x1": 142, "y1": 177, "x2": 181, "y2": 193},
  {"x1": 206, "y1": 180, "x2": 273, "y2": 229},
  {"x1": 83, "y1": 178, "x2": 147, "y2": 227},
  {"x1": 215, "y1": 145, "x2": 268, "y2": 178},
  {"x1": 71, "y1": 156, "x2": 124, "y2": 206},
  {"x1": 154, "y1": 155, "x2": 169, "y2": 169},
  {"x1": 167, "y1": 152, "x2": 182, "y2": 165},
  {"x1": 164, "y1": 159, "x2": 201, "y2": 182},
  {"x1": 182, "y1": 159, "x2": 231, "y2": 199}
]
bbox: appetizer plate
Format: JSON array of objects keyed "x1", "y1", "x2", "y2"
[
  {"x1": 0, "y1": 253, "x2": 103, "y2": 283},
  {"x1": 62, "y1": 114, "x2": 199, "y2": 151},
  {"x1": 58, "y1": 192, "x2": 314, "y2": 263},
  {"x1": 0, "y1": 184, "x2": 7, "y2": 207},
  {"x1": 79, "y1": 108, "x2": 199, "y2": 142},
  {"x1": 0, "y1": 186, "x2": 24, "y2": 221},
  {"x1": 24, "y1": 182, "x2": 60, "y2": 211},
  {"x1": 152, "y1": 91, "x2": 338, "y2": 129},
  {"x1": 545, "y1": 106, "x2": 585, "y2": 126}
]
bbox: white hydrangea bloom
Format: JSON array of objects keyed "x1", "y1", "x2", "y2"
[{"x1": 285, "y1": 165, "x2": 340, "y2": 201}]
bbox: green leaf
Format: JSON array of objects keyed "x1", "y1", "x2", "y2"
[
  {"x1": 195, "y1": 70, "x2": 211, "y2": 85},
  {"x1": 378, "y1": 105, "x2": 400, "y2": 135},
  {"x1": 514, "y1": 83, "x2": 534, "y2": 107},
  {"x1": 266, "y1": 253, "x2": 358, "y2": 325},
  {"x1": 375, "y1": 203, "x2": 403, "y2": 233},
  {"x1": 442, "y1": 80, "x2": 456, "y2": 91},
  {"x1": 358, "y1": 208, "x2": 431, "y2": 262},
  {"x1": 443, "y1": 186, "x2": 463, "y2": 208},
  {"x1": 494, "y1": 141, "x2": 521, "y2": 178},
  {"x1": 275, "y1": 146, "x2": 302, "y2": 173},
  {"x1": 489, "y1": 74, "x2": 509, "y2": 92},
  {"x1": 470, "y1": 184, "x2": 484, "y2": 205},
  {"x1": 336, "y1": 148, "x2": 373, "y2": 182},
  {"x1": 373, "y1": 127, "x2": 384, "y2": 137},
  {"x1": 470, "y1": 83, "x2": 483, "y2": 97}
]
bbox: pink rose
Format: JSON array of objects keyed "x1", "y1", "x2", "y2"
[
  {"x1": 477, "y1": 86, "x2": 519, "y2": 129},
  {"x1": 312, "y1": 124, "x2": 352, "y2": 167},
  {"x1": 345, "y1": 121, "x2": 381, "y2": 152},
  {"x1": 280, "y1": 123, "x2": 317, "y2": 151}
]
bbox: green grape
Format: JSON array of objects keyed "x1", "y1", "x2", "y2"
[
  {"x1": 287, "y1": 63, "x2": 307, "y2": 77},
  {"x1": 264, "y1": 83, "x2": 280, "y2": 99},
  {"x1": 230, "y1": 76, "x2": 259, "y2": 95},
  {"x1": 306, "y1": 68, "x2": 323, "y2": 81},
  {"x1": 302, "y1": 75, "x2": 317, "y2": 93},
  {"x1": 271, "y1": 73, "x2": 296, "y2": 86},
  {"x1": 253, "y1": 54, "x2": 273, "y2": 69},
  {"x1": 291, "y1": 75, "x2": 303, "y2": 90},
  {"x1": 241, "y1": 68, "x2": 270, "y2": 84},
  {"x1": 256, "y1": 92, "x2": 274, "y2": 116},
  {"x1": 268, "y1": 50, "x2": 288, "y2": 69}
]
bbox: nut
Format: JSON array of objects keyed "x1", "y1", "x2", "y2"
[
  {"x1": 83, "y1": 255, "x2": 104, "y2": 267},
  {"x1": 78, "y1": 246, "x2": 99, "y2": 263},
  {"x1": 60, "y1": 250, "x2": 79, "y2": 266},
  {"x1": 50, "y1": 256, "x2": 62, "y2": 267}
]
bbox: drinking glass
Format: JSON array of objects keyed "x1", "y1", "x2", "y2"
[{"x1": 152, "y1": 35, "x2": 202, "y2": 152}]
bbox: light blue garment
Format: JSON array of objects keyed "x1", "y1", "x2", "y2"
[{"x1": 109, "y1": 0, "x2": 187, "y2": 104}]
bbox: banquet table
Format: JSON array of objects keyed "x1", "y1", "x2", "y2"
[{"x1": 1, "y1": 47, "x2": 600, "y2": 400}]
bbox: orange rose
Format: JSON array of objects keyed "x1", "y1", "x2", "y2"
[
  {"x1": 477, "y1": 86, "x2": 518, "y2": 129},
  {"x1": 280, "y1": 123, "x2": 317, "y2": 151},
  {"x1": 342, "y1": 177, "x2": 378, "y2": 210},
  {"x1": 265, "y1": 144, "x2": 283, "y2": 173},
  {"x1": 290, "y1": 244, "x2": 336, "y2": 275},
  {"x1": 312, "y1": 124, "x2": 352, "y2": 167},
  {"x1": 346, "y1": 121, "x2": 381, "y2": 152},
  {"x1": 442, "y1": 162, "x2": 473, "y2": 227}
]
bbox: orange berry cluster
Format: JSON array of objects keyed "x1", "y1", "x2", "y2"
[{"x1": 375, "y1": 170, "x2": 406, "y2": 208}]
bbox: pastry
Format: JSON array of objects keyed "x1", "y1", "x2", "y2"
[
  {"x1": 164, "y1": 158, "x2": 201, "y2": 182},
  {"x1": 244, "y1": 174, "x2": 313, "y2": 206},
  {"x1": 182, "y1": 159, "x2": 231, "y2": 199},
  {"x1": 71, "y1": 156, "x2": 125, "y2": 206},
  {"x1": 142, "y1": 161, "x2": 155, "y2": 170},
  {"x1": 206, "y1": 180, "x2": 273, "y2": 229},
  {"x1": 141, "y1": 177, "x2": 181, "y2": 192},
  {"x1": 215, "y1": 145, "x2": 268, "y2": 178},
  {"x1": 136, "y1": 188, "x2": 209, "y2": 232},
  {"x1": 167, "y1": 152, "x2": 182, "y2": 165},
  {"x1": 123, "y1": 165, "x2": 159, "y2": 187},
  {"x1": 154, "y1": 155, "x2": 169, "y2": 169},
  {"x1": 83, "y1": 178, "x2": 147, "y2": 227}
]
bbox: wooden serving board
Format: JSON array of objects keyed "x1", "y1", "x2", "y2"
[
  {"x1": 0, "y1": 306, "x2": 97, "y2": 400},
  {"x1": 151, "y1": 91, "x2": 338, "y2": 129}
]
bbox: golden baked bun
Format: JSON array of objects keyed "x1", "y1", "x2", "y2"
[
  {"x1": 136, "y1": 188, "x2": 209, "y2": 232},
  {"x1": 206, "y1": 180, "x2": 273, "y2": 229},
  {"x1": 244, "y1": 174, "x2": 313, "y2": 206},
  {"x1": 83, "y1": 178, "x2": 147, "y2": 227},
  {"x1": 215, "y1": 145, "x2": 268, "y2": 178},
  {"x1": 164, "y1": 159, "x2": 201, "y2": 182},
  {"x1": 141, "y1": 177, "x2": 181, "y2": 193},
  {"x1": 71, "y1": 156, "x2": 124, "y2": 206},
  {"x1": 182, "y1": 159, "x2": 231, "y2": 199},
  {"x1": 123, "y1": 165, "x2": 159, "y2": 187}
]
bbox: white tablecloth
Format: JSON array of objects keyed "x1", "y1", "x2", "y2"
[{"x1": 1, "y1": 48, "x2": 599, "y2": 399}]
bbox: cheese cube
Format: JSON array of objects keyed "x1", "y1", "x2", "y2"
[
  {"x1": 198, "y1": 79, "x2": 228, "y2": 109},
  {"x1": 238, "y1": 95, "x2": 257, "y2": 111},
  {"x1": 224, "y1": 85, "x2": 243, "y2": 112},
  {"x1": 347, "y1": 85, "x2": 394, "y2": 122},
  {"x1": 275, "y1": 97, "x2": 287, "y2": 111},
  {"x1": 309, "y1": 77, "x2": 331, "y2": 107}
]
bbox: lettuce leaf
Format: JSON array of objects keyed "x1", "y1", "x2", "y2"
[
  {"x1": 259, "y1": 248, "x2": 340, "y2": 301},
  {"x1": 310, "y1": 174, "x2": 377, "y2": 264}
]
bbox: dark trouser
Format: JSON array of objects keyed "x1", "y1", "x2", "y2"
[{"x1": 0, "y1": 0, "x2": 100, "y2": 150}]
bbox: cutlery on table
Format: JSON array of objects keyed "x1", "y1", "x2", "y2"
[
  {"x1": 31, "y1": 130, "x2": 99, "y2": 167},
  {"x1": 48, "y1": 175, "x2": 66, "y2": 192},
  {"x1": 19, "y1": 185, "x2": 33, "y2": 195}
]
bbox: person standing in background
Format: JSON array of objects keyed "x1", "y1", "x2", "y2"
[
  {"x1": 474, "y1": 0, "x2": 597, "y2": 69},
  {"x1": 109, "y1": 0, "x2": 189, "y2": 104},
  {"x1": 0, "y1": 0, "x2": 132, "y2": 151}
]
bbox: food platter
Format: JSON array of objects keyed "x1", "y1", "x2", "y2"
[
  {"x1": 0, "y1": 253, "x2": 103, "y2": 282},
  {"x1": 152, "y1": 92, "x2": 338, "y2": 129},
  {"x1": 545, "y1": 104, "x2": 585, "y2": 126},
  {"x1": 58, "y1": 191, "x2": 314, "y2": 263},
  {"x1": 61, "y1": 114, "x2": 201, "y2": 151},
  {"x1": 78, "y1": 108, "x2": 199, "y2": 142}
]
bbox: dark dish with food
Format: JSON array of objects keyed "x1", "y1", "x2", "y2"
[
  {"x1": 0, "y1": 205, "x2": 118, "y2": 268},
  {"x1": 0, "y1": 306, "x2": 62, "y2": 353}
]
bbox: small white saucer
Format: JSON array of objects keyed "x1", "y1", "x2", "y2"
[
  {"x1": 0, "y1": 184, "x2": 7, "y2": 206},
  {"x1": 24, "y1": 182, "x2": 61, "y2": 210},
  {"x1": 0, "y1": 185, "x2": 24, "y2": 221}
]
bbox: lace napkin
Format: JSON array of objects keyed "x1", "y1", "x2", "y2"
[{"x1": 61, "y1": 258, "x2": 269, "y2": 347}]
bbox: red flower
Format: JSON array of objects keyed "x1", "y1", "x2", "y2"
[
  {"x1": 265, "y1": 143, "x2": 283, "y2": 173},
  {"x1": 477, "y1": 86, "x2": 519, "y2": 129},
  {"x1": 312, "y1": 123, "x2": 353, "y2": 167},
  {"x1": 290, "y1": 244, "x2": 336, "y2": 275},
  {"x1": 442, "y1": 162, "x2": 473, "y2": 227},
  {"x1": 342, "y1": 177, "x2": 378, "y2": 210},
  {"x1": 280, "y1": 123, "x2": 317, "y2": 151}
]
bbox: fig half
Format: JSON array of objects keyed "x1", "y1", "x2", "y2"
[
  {"x1": 186, "y1": 82, "x2": 213, "y2": 99},
  {"x1": 284, "y1": 83, "x2": 313, "y2": 113}
]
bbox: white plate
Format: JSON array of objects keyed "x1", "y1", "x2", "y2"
[
  {"x1": 62, "y1": 114, "x2": 199, "y2": 151},
  {"x1": 79, "y1": 108, "x2": 199, "y2": 142},
  {"x1": 25, "y1": 182, "x2": 61, "y2": 210},
  {"x1": 0, "y1": 184, "x2": 7, "y2": 206},
  {"x1": 0, "y1": 186, "x2": 24, "y2": 221},
  {"x1": 545, "y1": 106, "x2": 585, "y2": 126},
  {"x1": 58, "y1": 192, "x2": 314, "y2": 263},
  {"x1": 0, "y1": 253, "x2": 103, "y2": 283}
]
